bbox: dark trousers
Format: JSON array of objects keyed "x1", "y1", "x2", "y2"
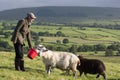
[
  {"x1": 14, "y1": 43, "x2": 25, "y2": 71},
  {"x1": 14, "y1": 43, "x2": 24, "y2": 59}
]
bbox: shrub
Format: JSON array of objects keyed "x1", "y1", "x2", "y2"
[
  {"x1": 69, "y1": 45, "x2": 77, "y2": 53},
  {"x1": 105, "y1": 49, "x2": 114, "y2": 56},
  {"x1": 63, "y1": 38, "x2": 69, "y2": 44},
  {"x1": 116, "y1": 49, "x2": 120, "y2": 56},
  {"x1": 94, "y1": 44, "x2": 106, "y2": 51}
]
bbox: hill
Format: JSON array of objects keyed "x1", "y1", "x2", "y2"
[{"x1": 0, "y1": 6, "x2": 120, "y2": 23}]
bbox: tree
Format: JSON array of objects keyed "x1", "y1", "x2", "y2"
[
  {"x1": 44, "y1": 31, "x2": 50, "y2": 36},
  {"x1": 69, "y1": 45, "x2": 77, "y2": 53},
  {"x1": 2, "y1": 22, "x2": 10, "y2": 27},
  {"x1": 40, "y1": 38, "x2": 44, "y2": 43},
  {"x1": 56, "y1": 40, "x2": 61, "y2": 44},
  {"x1": 105, "y1": 49, "x2": 114, "y2": 56},
  {"x1": 4, "y1": 32, "x2": 11, "y2": 38},
  {"x1": 77, "y1": 45, "x2": 93, "y2": 52},
  {"x1": 34, "y1": 40, "x2": 41, "y2": 46},
  {"x1": 33, "y1": 34, "x2": 39, "y2": 41},
  {"x1": 107, "y1": 44, "x2": 119, "y2": 51},
  {"x1": 94, "y1": 44, "x2": 106, "y2": 51},
  {"x1": 56, "y1": 31, "x2": 65, "y2": 37},
  {"x1": 57, "y1": 27, "x2": 63, "y2": 30},
  {"x1": 0, "y1": 40, "x2": 12, "y2": 51},
  {"x1": 116, "y1": 48, "x2": 120, "y2": 56},
  {"x1": 63, "y1": 38, "x2": 69, "y2": 44}
]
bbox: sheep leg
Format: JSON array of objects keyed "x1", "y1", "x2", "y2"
[
  {"x1": 96, "y1": 74, "x2": 100, "y2": 78},
  {"x1": 71, "y1": 69, "x2": 76, "y2": 77},
  {"x1": 84, "y1": 73, "x2": 88, "y2": 77},
  {"x1": 101, "y1": 73, "x2": 107, "y2": 80},
  {"x1": 72, "y1": 68, "x2": 77, "y2": 77},
  {"x1": 80, "y1": 71, "x2": 83, "y2": 76},
  {"x1": 45, "y1": 65, "x2": 51, "y2": 75},
  {"x1": 71, "y1": 65, "x2": 77, "y2": 77},
  {"x1": 66, "y1": 69, "x2": 70, "y2": 75},
  {"x1": 50, "y1": 67, "x2": 54, "y2": 72}
]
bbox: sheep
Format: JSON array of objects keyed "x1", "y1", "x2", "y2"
[
  {"x1": 77, "y1": 55, "x2": 107, "y2": 80},
  {"x1": 35, "y1": 44, "x2": 80, "y2": 77}
]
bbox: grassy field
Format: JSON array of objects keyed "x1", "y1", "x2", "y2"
[
  {"x1": 30, "y1": 25, "x2": 120, "y2": 45},
  {"x1": 1, "y1": 24, "x2": 120, "y2": 47},
  {"x1": 1, "y1": 23, "x2": 120, "y2": 80},
  {"x1": 0, "y1": 52, "x2": 120, "y2": 80}
]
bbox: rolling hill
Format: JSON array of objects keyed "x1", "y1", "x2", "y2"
[{"x1": 0, "y1": 6, "x2": 120, "y2": 23}]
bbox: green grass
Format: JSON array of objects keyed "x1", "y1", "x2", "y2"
[
  {"x1": 31, "y1": 26, "x2": 120, "y2": 44},
  {"x1": 0, "y1": 52, "x2": 120, "y2": 80},
  {"x1": 2, "y1": 25, "x2": 120, "y2": 47}
]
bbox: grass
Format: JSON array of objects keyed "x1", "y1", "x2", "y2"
[
  {"x1": 31, "y1": 26, "x2": 120, "y2": 44},
  {"x1": 1, "y1": 24, "x2": 120, "y2": 80},
  {"x1": 0, "y1": 51, "x2": 120, "y2": 80},
  {"x1": 2, "y1": 25, "x2": 120, "y2": 47}
]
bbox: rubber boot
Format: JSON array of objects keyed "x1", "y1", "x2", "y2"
[
  {"x1": 15, "y1": 58, "x2": 20, "y2": 71},
  {"x1": 20, "y1": 59, "x2": 25, "y2": 71}
]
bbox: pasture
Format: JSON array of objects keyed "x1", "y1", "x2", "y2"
[
  {"x1": 0, "y1": 22, "x2": 120, "y2": 80},
  {"x1": 1, "y1": 24, "x2": 120, "y2": 48},
  {"x1": 0, "y1": 52, "x2": 120, "y2": 80},
  {"x1": 30, "y1": 25, "x2": 120, "y2": 44}
]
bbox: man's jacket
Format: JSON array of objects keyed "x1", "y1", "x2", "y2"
[{"x1": 11, "y1": 18, "x2": 32, "y2": 48}]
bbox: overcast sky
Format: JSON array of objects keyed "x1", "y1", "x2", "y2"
[{"x1": 0, "y1": 0, "x2": 120, "y2": 11}]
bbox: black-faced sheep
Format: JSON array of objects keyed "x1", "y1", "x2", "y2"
[
  {"x1": 77, "y1": 55, "x2": 106, "y2": 80},
  {"x1": 35, "y1": 44, "x2": 80, "y2": 77}
]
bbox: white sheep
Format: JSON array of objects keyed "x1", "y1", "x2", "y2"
[{"x1": 35, "y1": 44, "x2": 80, "y2": 77}]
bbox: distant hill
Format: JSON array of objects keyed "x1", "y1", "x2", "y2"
[{"x1": 0, "y1": 6, "x2": 120, "y2": 23}]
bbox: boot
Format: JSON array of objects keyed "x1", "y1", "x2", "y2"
[
  {"x1": 20, "y1": 59, "x2": 25, "y2": 71},
  {"x1": 15, "y1": 58, "x2": 20, "y2": 71}
]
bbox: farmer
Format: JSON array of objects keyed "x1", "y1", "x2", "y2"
[{"x1": 11, "y1": 12, "x2": 36, "y2": 71}]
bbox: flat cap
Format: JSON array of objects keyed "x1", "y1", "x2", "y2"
[{"x1": 27, "y1": 12, "x2": 36, "y2": 19}]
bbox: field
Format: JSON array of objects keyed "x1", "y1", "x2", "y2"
[
  {"x1": 33, "y1": 25, "x2": 120, "y2": 38},
  {"x1": 1, "y1": 6, "x2": 120, "y2": 80},
  {"x1": 0, "y1": 52, "x2": 120, "y2": 80},
  {"x1": 1, "y1": 24, "x2": 120, "y2": 47},
  {"x1": 0, "y1": 22, "x2": 120, "y2": 80},
  {"x1": 30, "y1": 25, "x2": 120, "y2": 45}
]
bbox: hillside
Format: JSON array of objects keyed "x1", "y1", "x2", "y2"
[
  {"x1": 0, "y1": 6, "x2": 120, "y2": 23},
  {"x1": 0, "y1": 52, "x2": 120, "y2": 80}
]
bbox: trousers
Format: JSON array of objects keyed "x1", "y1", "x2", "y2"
[
  {"x1": 14, "y1": 43, "x2": 25, "y2": 71},
  {"x1": 14, "y1": 43, "x2": 24, "y2": 59}
]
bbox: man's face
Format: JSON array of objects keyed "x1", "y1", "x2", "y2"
[{"x1": 28, "y1": 17, "x2": 35, "y2": 23}]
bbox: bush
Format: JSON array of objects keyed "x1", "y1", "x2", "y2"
[
  {"x1": 63, "y1": 38, "x2": 69, "y2": 44},
  {"x1": 105, "y1": 49, "x2": 114, "y2": 56},
  {"x1": 56, "y1": 46, "x2": 69, "y2": 51},
  {"x1": 116, "y1": 49, "x2": 120, "y2": 56},
  {"x1": 69, "y1": 45, "x2": 77, "y2": 53},
  {"x1": 94, "y1": 44, "x2": 106, "y2": 51},
  {"x1": 0, "y1": 40, "x2": 13, "y2": 51}
]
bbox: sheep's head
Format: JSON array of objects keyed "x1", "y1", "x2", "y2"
[{"x1": 35, "y1": 44, "x2": 48, "y2": 56}]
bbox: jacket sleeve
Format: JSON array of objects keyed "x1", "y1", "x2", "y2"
[
  {"x1": 26, "y1": 30, "x2": 32, "y2": 48},
  {"x1": 11, "y1": 20, "x2": 24, "y2": 43}
]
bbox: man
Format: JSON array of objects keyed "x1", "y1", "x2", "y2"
[{"x1": 11, "y1": 12, "x2": 36, "y2": 71}]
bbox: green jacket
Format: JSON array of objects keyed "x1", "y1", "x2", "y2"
[{"x1": 11, "y1": 18, "x2": 32, "y2": 48}]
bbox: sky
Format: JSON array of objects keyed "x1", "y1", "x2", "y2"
[{"x1": 0, "y1": 0, "x2": 120, "y2": 11}]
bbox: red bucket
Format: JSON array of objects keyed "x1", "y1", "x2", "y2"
[{"x1": 27, "y1": 48, "x2": 38, "y2": 59}]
